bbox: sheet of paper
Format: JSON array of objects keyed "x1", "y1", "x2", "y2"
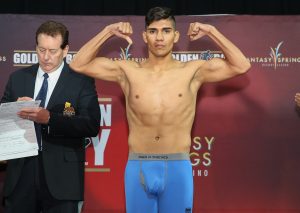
[{"x1": 0, "y1": 100, "x2": 41, "y2": 160}]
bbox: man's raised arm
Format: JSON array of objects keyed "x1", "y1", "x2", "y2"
[
  {"x1": 188, "y1": 22, "x2": 251, "y2": 83},
  {"x1": 70, "y1": 22, "x2": 133, "y2": 82}
]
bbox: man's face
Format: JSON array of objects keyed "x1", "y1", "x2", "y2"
[
  {"x1": 36, "y1": 33, "x2": 68, "y2": 73},
  {"x1": 143, "y1": 19, "x2": 179, "y2": 57}
]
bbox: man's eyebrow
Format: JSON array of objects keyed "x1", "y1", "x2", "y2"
[
  {"x1": 37, "y1": 46, "x2": 59, "y2": 50},
  {"x1": 146, "y1": 28, "x2": 157, "y2": 31},
  {"x1": 147, "y1": 27, "x2": 173, "y2": 31}
]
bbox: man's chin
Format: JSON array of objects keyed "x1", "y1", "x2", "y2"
[
  {"x1": 41, "y1": 65, "x2": 54, "y2": 72},
  {"x1": 154, "y1": 53, "x2": 169, "y2": 58}
]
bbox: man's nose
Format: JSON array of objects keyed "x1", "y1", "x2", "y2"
[
  {"x1": 156, "y1": 31, "x2": 164, "y2": 40},
  {"x1": 43, "y1": 50, "x2": 50, "y2": 60}
]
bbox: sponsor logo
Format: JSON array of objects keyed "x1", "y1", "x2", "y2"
[
  {"x1": 138, "y1": 155, "x2": 169, "y2": 160},
  {"x1": 120, "y1": 44, "x2": 131, "y2": 60},
  {"x1": 173, "y1": 50, "x2": 224, "y2": 61},
  {"x1": 12, "y1": 50, "x2": 76, "y2": 66},
  {"x1": 85, "y1": 98, "x2": 112, "y2": 172},
  {"x1": 190, "y1": 136, "x2": 214, "y2": 178},
  {"x1": 0, "y1": 55, "x2": 6, "y2": 62},
  {"x1": 248, "y1": 41, "x2": 300, "y2": 70}
]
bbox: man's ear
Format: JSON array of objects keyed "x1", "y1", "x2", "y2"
[
  {"x1": 142, "y1": 31, "x2": 148, "y2": 43},
  {"x1": 174, "y1": 31, "x2": 180, "y2": 43},
  {"x1": 63, "y1": 45, "x2": 69, "y2": 58}
]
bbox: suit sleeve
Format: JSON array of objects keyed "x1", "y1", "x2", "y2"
[{"x1": 1, "y1": 74, "x2": 14, "y2": 104}]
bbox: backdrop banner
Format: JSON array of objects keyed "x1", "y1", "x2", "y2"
[{"x1": 1, "y1": 14, "x2": 300, "y2": 213}]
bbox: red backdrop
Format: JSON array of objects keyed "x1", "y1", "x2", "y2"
[{"x1": 1, "y1": 15, "x2": 300, "y2": 213}]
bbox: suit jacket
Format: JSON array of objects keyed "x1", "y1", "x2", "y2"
[{"x1": 1, "y1": 62, "x2": 100, "y2": 200}]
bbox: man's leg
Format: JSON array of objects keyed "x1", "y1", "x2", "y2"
[
  {"x1": 125, "y1": 160, "x2": 158, "y2": 213},
  {"x1": 38, "y1": 154, "x2": 81, "y2": 213},
  {"x1": 158, "y1": 160, "x2": 193, "y2": 213},
  {"x1": 43, "y1": 200, "x2": 81, "y2": 213},
  {"x1": 4, "y1": 157, "x2": 39, "y2": 213}
]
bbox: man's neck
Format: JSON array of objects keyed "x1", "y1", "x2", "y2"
[{"x1": 146, "y1": 53, "x2": 176, "y2": 71}]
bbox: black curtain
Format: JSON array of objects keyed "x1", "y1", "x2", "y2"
[{"x1": 1, "y1": 0, "x2": 300, "y2": 15}]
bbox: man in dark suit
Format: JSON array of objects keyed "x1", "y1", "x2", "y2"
[{"x1": 1, "y1": 20, "x2": 100, "y2": 213}]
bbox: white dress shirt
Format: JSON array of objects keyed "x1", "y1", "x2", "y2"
[{"x1": 34, "y1": 62, "x2": 64, "y2": 107}]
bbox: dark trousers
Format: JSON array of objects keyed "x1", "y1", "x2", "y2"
[{"x1": 4, "y1": 154, "x2": 80, "y2": 213}]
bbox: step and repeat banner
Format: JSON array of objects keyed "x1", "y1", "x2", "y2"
[{"x1": 1, "y1": 14, "x2": 300, "y2": 213}]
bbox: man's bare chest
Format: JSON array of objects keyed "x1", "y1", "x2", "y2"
[{"x1": 127, "y1": 78, "x2": 194, "y2": 113}]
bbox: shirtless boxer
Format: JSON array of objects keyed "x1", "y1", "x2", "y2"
[{"x1": 70, "y1": 6, "x2": 251, "y2": 213}]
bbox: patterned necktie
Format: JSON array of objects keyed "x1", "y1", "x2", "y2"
[{"x1": 35, "y1": 73, "x2": 49, "y2": 151}]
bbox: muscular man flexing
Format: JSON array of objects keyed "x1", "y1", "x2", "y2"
[{"x1": 70, "y1": 6, "x2": 250, "y2": 213}]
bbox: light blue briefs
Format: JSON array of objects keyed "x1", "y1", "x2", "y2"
[{"x1": 125, "y1": 153, "x2": 193, "y2": 213}]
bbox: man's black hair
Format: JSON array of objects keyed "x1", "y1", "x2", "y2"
[{"x1": 145, "y1": 7, "x2": 176, "y2": 28}]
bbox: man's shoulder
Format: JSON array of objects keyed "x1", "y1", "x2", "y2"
[
  {"x1": 10, "y1": 64, "x2": 38, "y2": 78},
  {"x1": 169, "y1": 60, "x2": 206, "y2": 74},
  {"x1": 117, "y1": 59, "x2": 140, "y2": 68},
  {"x1": 185, "y1": 59, "x2": 206, "y2": 67}
]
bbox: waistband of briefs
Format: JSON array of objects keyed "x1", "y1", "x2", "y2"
[{"x1": 128, "y1": 152, "x2": 190, "y2": 161}]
